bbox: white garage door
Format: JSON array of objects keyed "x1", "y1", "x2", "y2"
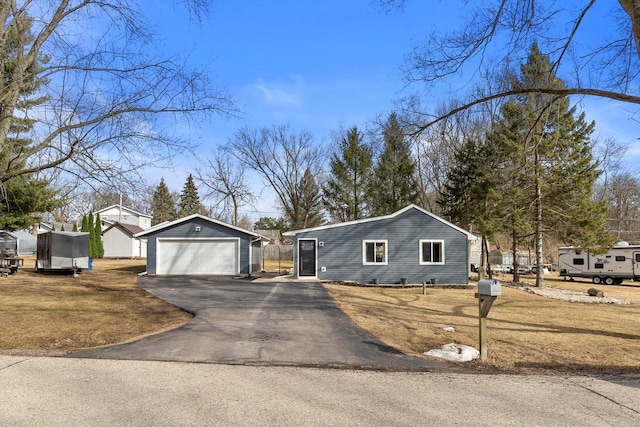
[{"x1": 156, "y1": 239, "x2": 239, "y2": 275}]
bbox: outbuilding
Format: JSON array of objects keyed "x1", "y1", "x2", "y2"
[
  {"x1": 284, "y1": 205, "x2": 477, "y2": 285},
  {"x1": 134, "y1": 214, "x2": 265, "y2": 276},
  {"x1": 0, "y1": 230, "x2": 37, "y2": 256},
  {"x1": 102, "y1": 222, "x2": 147, "y2": 258}
]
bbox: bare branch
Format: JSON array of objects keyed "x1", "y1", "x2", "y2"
[{"x1": 411, "y1": 86, "x2": 640, "y2": 136}]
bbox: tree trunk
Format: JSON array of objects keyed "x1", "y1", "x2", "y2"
[
  {"x1": 534, "y1": 150, "x2": 545, "y2": 288},
  {"x1": 512, "y1": 227, "x2": 520, "y2": 283},
  {"x1": 483, "y1": 236, "x2": 493, "y2": 279}
]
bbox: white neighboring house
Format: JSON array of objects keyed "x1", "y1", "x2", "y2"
[
  {"x1": 102, "y1": 222, "x2": 147, "y2": 258},
  {"x1": 94, "y1": 204, "x2": 152, "y2": 229},
  {"x1": 94, "y1": 205, "x2": 152, "y2": 259}
]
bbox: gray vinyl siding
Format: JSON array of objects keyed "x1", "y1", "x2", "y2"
[
  {"x1": 144, "y1": 217, "x2": 253, "y2": 275},
  {"x1": 293, "y1": 208, "x2": 469, "y2": 285},
  {"x1": 103, "y1": 227, "x2": 133, "y2": 258}
]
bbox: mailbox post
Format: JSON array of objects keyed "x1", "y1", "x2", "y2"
[{"x1": 475, "y1": 279, "x2": 501, "y2": 361}]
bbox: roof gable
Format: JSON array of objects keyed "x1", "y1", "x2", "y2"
[
  {"x1": 133, "y1": 214, "x2": 262, "y2": 238},
  {"x1": 93, "y1": 204, "x2": 152, "y2": 219},
  {"x1": 103, "y1": 222, "x2": 144, "y2": 236},
  {"x1": 284, "y1": 204, "x2": 477, "y2": 241}
]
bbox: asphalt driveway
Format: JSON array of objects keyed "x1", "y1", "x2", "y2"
[{"x1": 71, "y1": 276, "x2": 446, "y2": 370}]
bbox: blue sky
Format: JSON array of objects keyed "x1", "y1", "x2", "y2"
[{"x1": 143, "y1": 0, "x2": 639, "y2": 217}]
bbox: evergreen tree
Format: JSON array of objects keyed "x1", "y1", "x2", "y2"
[
  {"x1": 178, "y1": 174, "x2": 200, "y2": 217},
  {"x1": 254, "y1": 217, "x2": 290, "y2": 235},
  {"x1": 94, "y1": 213, "x2": 104, "y2": 258},
  {"x1": 151, "y1": 178, "x2": 177, "y2": 225},
  {"x1": 322, "y1": 126, "x2": 373, "y2": 222},
  {"x1": 51, "y1": 224, "x2": 56, "y2": 231},
  {"x1": 0, "y1": 15, "x2": 60, "y2": 230},
  {"x1": 0, "y1": 176, "x2": 59, "y2": 230},
  {"x1": 72, "y1": 222, "x2": 78, "y2": 232},
  {"x1": 368, "y1": 113, "x2": 419, "y2": 216},
  {"x1": 88, "y1": 212, "x2": 96, "y2": 259},
  {"x1": 61, "y1": 225, "x2": 66, "y2": 231},
  {"x1": 81, "y1": 215, "x2": 88, "y2": 232},
  {"x1": 298, "y1": 169, "x2": 324, "y2": 228},
  {"x1": 511, "y1": 43, "x2": 609, "y2": 286}
]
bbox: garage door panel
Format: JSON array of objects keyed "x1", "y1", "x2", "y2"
[{"x1": 157, "y1": 239, "x2": 239, "y2": 275}]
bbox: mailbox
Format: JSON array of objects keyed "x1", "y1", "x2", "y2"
[{"x1": 478, "y1": 279, "x2": 502, "y2": 296}]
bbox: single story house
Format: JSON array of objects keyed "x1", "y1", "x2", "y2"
[
  {"x1": 283, "y1": 204, "x2": 477, "y2": 285},
  {"x1": 134, "y1": 214, "x2": 266, "y2": 275},
  {"x1": 102, "y1": 222, "x2": 147, "y2": 258}
]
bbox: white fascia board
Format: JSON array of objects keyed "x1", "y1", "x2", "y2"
[{"x1": 133, "y1": 214, "x2": 261, "y2": 238}]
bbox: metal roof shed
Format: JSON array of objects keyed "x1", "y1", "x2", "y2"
[{"x1": 0, "y1": 230, "x2": 37, "y2": 256}]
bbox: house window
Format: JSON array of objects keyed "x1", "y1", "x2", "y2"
[
  {"x1": 420, "y1": 240, "x2": 444, "y2": 265},
  {"x1": 573, "y1": 258, "x2": 585, "y2": 265},
  {"x1": 363, "y1": 240, "x2": 387, "y2": 265}
]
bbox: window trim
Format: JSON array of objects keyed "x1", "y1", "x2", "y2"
[
  {"x1": 420, "y1": 239, "x2": 445, "y2": 265},
  {"x1": 362, "y1": 240, "x2": 388, "y2": 265}
]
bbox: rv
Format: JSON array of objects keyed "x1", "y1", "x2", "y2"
[{"x1": 558, "y1": 243, "x2": 640, "y2": 285}]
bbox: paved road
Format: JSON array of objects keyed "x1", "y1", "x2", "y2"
[
  {"x1": 1, "y1": 356, "x2": 639, "y2": 426},
  {"x1": 71, "y1": 276, "x2": 444, "y2": 370}
]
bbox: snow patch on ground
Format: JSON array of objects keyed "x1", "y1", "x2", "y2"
[
  {"x1": 518, "y1": 286, "x2": 631, "y2": 305},
  {"x1": 424, "y1": 343, "x2": 480, "y2": 362}
]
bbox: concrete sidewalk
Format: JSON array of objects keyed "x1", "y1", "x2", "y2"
[{"x1": 1, "y1": 356, "x2": 639, "y2": 426}]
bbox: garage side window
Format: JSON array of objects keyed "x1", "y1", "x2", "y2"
[
  {"x1": 363, "y1": 240, "x2": 387, "y2": 265},
  {"x1": 420, "y1": 240, "x2": 444, "y2": 265}
]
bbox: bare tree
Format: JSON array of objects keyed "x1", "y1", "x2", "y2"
[
  {"x1": 196, "y1": 148, "x2": 254, "y2": 226},
  {"x1": 226, "y1": 125, "x2": 326, "y2": 229},
  {"x1": 385, "y1": 1, "x2": 640, "y2": 132},
  {"x1": 597, "y1": 172, "x2": 640, "y2": 242},
  {"x1": 1, "y1": 1, "x2": 234, "y2": 186}
]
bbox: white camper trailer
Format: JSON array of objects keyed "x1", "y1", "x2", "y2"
[{"x1": 558, "y1": 243, "x2": 640, "y2": 285}]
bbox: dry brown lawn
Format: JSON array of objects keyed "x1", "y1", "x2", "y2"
[
  {"x1": 3, "y1": 256, "x2": 640, "y2": 375},
  {"x1": 324, "y1": 273, "x2": 640, "y2": 375},
  {"x1": 262, "y1": 258, "x2": 294, "y2": 275},
  {"x1": 0, "y1": 257, "x2": 192, "y2": 353}
]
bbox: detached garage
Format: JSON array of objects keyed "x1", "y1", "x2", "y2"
[{"x1": 134, "y1": 214, "x2": 265, "y2": 276}]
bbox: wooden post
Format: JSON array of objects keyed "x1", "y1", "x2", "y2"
[{"x1": 475, "y1": 293, "x2": 497, "y2": 361}]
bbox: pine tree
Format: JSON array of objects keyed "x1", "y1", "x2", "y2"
[
  {"x1": 178, "y1": 174, "x2": 200, "y2": 217},
  {"x1": 81, "y1": 215, "x2": 88, "y2": 232},
  {"x1": 512, "y1": 43, "x2": 609, "y2": 286},
  {"x1": 298, "y1": 169, "x2": 324, "y2": 228},
  {"x1": 322, "y1": 126, "x2": 373, "y2": 222},
  {"x1": 0, "y1": 16, "x2": 60, "y2": 230},
  {"x1": 0, "y1": 176, "x2": 59, "y2": 230},
  {"x1": 151, "y1": 178, "x2": 177, "y2": 225},
  {"x1": 94, "y1": 213, "x2": 104, "y2": 258},
  {"x1": 465, "y1": 43, "x2": 610, "y2": 286},
  {"x1": 72, "y1": 222, "x2": 78, "y2": 232},
  {"x1": 61, "y1": 225, "x2": 66, "y2": 231},
  {"x1": 368, "y1": 113, "x2": 419, "y2": 216}
]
